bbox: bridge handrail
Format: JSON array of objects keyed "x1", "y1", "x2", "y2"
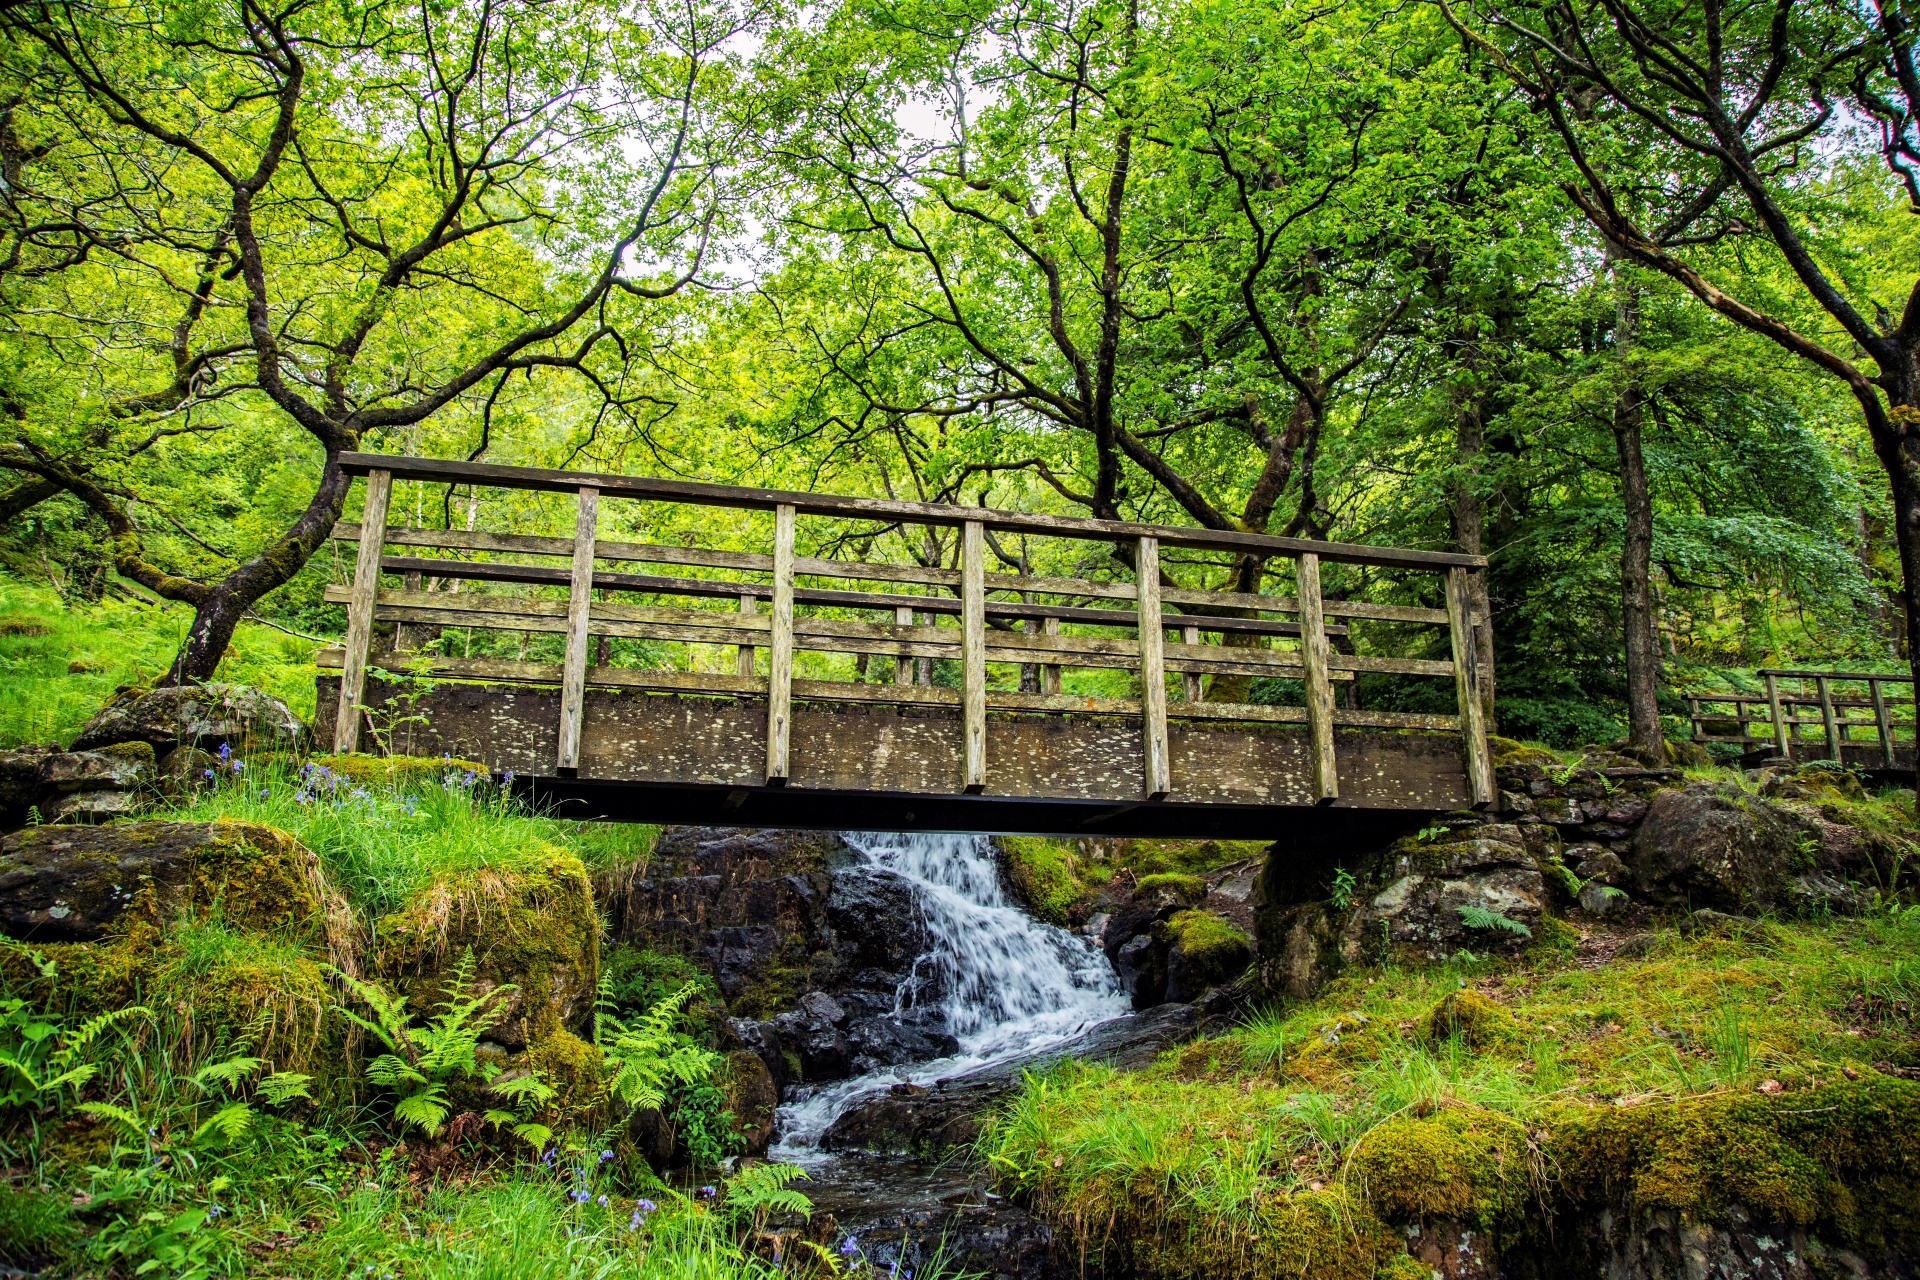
[
  {"x1": 326, "y1": 454, "x2": 1496, "y2": 806},
  {"x1": 1686, "y1": 668, "x2": 1915, "y2": 767}
]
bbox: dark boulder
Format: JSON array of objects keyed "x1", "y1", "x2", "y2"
[
  {"x1": 71, "y1": 683, "x2": 309, "y2": 756},
  {"x1": 1628, "y1": 782, "x2": 1861, "y2": 916},
  {"x1": 1348, "y1": 828, "x2": 1545, "y2": 962},
  {"x1": 0, "y1": 819, "x2": 335, "y2": 943},
  {"x1": 727, "y1": 1049, "x2": 779, "y2": 1157}
]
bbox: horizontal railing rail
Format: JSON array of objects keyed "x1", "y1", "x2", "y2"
[
  {"x1": 323, "y1": 455, "x2": 1496, "y2": 806},
  {"x1": 1687, "y1": 668, "x2": 1915, "y2": 766}
]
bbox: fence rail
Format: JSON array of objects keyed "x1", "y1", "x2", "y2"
[
  {"x1": 1687, "y1": 669, "x2": 1916, "y2": 768},
  {"x1": 320, "y1": 453, "x2": 1496, "y2": 807}
]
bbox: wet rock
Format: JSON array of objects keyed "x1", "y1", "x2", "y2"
[
  {"x1": 156, "y1": 746, "x2": 219, "y2": 797},
  {"x1": 820, "y1": 1004, "x2": 1199, "y2": 1157},
  {"x1": 1579, "y1": 880, "x2": 1625, "y2": 916},
  {"x1": 1572, "y1": 848, "x2": 1629, "y2": 886},
  {"x1": 1573, "y1": 1199, "x2": 1902, "y2": 1280},
  {"x1": 1255, "y1": 900, "x2": 1344, "y2": 1001},
  {"x1": 1159, "y1": 909, "x2": 1252, "y2": 1003},
  {"x1": 0, "y1": 746, "x2": 52, "y2": 811},
  {"x1": 42, "y1": 789, "x2": 144, "y2": 824},
  {"x1": 1405, "y1": 1218, "x2": 1499, "y2": 1280},
  {"x1": 781, "y1": 1155, "x2": 1055, "y2": 1280},
  {"x1": 0, "y1": 819, "x2": 335, "y2": 943},
  {"x1": 770, "y1": 997, "x2": 855, "y2": 1081},
  {"x1": 71, "y1": 682, "x2": 309, "y2": 756},
  {"x1": 728, "y1": 1050, "x2": 778, "y2": 1157},
  {"x1": 1115, "y1": 933, "x2": 1166, "y2": 1010},
  {"x1": 845, "y1": 1014, "x2": 960, "y2": 1074}
]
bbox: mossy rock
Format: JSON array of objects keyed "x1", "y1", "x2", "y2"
[
  {"x1": 1133, "y1": 872, "x2": 1208, "y2": 903},
  {"x1": 525, "y1": 1026, "x2": 608, "y2": 1130},
  {"x1": 306, "y1": 753, "x2": 490, "y2": 793},
  {"x1": 1158, "y1": 909, "x2": 1252, "y2": 991},
  {"x1": 1124, "y1": 1184, "x2": 1401, "y2": 1280},
  {"x1": 995, "y1": 836, "x2": 1082, "y2": 926},
  {"x1": 1421, "y1": 990, "x2": 1518, "y2": 1049},
  {"x1": 1488, "y1": 735, "x2": 1561, "y2": 767},
  {"x1": 0, "y1": 819, "x2": 352, "y2": 956},
  {"x1": 1552, "y1": 1075, "x2": 1920, "y2": 1255},
  {"x1": 375, "y1": 843, "x2": 598, "y2": 1051},
  {"x1": 1348, "y1": 1112, "x2": 1531, "y2": 1225}
]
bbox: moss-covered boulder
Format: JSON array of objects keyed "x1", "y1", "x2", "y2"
[
  {"x1": 1420, "y1": 989, "x2": 1517, "y2": 1049},
  {"x1": 70, "y1": 682, "x2": 309, "y2": 756},
  {"x1": 994, "y1": 835, "x2": 1082, "y2": 925},
  {"x1": 1629, "y1": 782, "x2": 1859, "y2": 916},
  {"x1": 375, "y1": 843, "x2": 598, "y2": 1051},
  {"x1": 0, "y1": 819, "x2": 344, "y2": 946},
  {"x1": 1159, "y1": 909, "x2": 1252, "y2": 1000}
]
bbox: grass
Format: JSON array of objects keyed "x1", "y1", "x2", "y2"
[
  {"x1": 0, "y1": 576, "x2": 322, "y2": 747},
  {"x1": 978, "y1": 908, "x2": 1920, "y2": 1274},
  {"x1": 165, "y1": 756, "x2": 657, "y2": 915}
]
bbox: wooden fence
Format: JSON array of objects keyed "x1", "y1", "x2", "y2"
[
  {"x1": 319, "y1": 452, "x2": 1496, "y2": 809},
  {"x1": 1688, "y1": 669, "x2": 1916, "y2": 768}
]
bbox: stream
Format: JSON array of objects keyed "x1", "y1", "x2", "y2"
[{"x1": 771, "y1": 830, "x2": 1131, "y2": 1157}]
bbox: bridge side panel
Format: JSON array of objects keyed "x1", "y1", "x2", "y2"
[{"x1": 318, "y1": 678, "x2": 1472, "y2": 811}]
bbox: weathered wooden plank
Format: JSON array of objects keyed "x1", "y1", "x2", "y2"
[
  {"x1": 1295, "y1": 552, "x2": 1337, "y2": 803},
  {"x1": 1180, "y1": 625, "x2": 1203, "y2": 702},
  {"x1": 962, "y1": 520, "x2": 987, "y2": 792},
  {"x1": 1818, "y1": 675, "x2": 1841, "y2": 761},
  {"x1": 1872, "y1": 678, "x2": 1895, "y2": 766},
  {"x1": 737, "y1": 593, "x2": 757, "y2": 678},
  {"x1": 767, "y1": 504, "x2": 795, "y2": 784},
  {"x1": 1137, "y1": 537, "x2": 1170, "y2": 800},
  {"x1": 1041, "y1": 616, "x2": 1062, "y2": 694},
  {"x1": 334, "y1": 469, "x2": 393, "y2": 753},
  {"x1": 321, "y1": 674, "x2": 1476, "y2": 809},
  {"x1": 1766, "y1": 672, "x2": 1789, "y2": 755},
  {"x1": 894, "y1": 605, "x2": 914, "y2": 684},
  {"x1": 556, "y1": 487, "x2": 599, "y2": 772},
  {"x1": 1447, "y1": 567, "x2": 1495, "y2": 805},
  {"x1": 337, "y1": 452, "x2": 1489, "y2": 571}
]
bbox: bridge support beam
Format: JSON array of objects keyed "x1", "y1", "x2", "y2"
[
  {"x1": 557, "y1": 486, "x2": 600, "y2": 773},
  {"x1": 766, "y1": 502, "x2": 795, "y2": 785},
  {"x1": 1295, "y1": 552, "x2": 1338, "y2": 804},
  {"x1": 333, "y1": 467, "x2": 392, "y2": 754},
  {"x1": 1138, "y1": 535, "x2": 1170, "y2": 801}
]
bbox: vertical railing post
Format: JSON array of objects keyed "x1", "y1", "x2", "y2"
[
  {"x1": 1765, "y1": 672, "x2": 1788, "y2": 757},
  {"x1": 894, "y1": 605, "x2": 914, "y2": 685},
  {"x1": 1180, "y1": 625, "x2": 1202, "y2": 702},
  {"x1": 1817, "y1": 674, "x2": 1841, "y2": 762},
  {"x1": 1041, "y1": 616, "x2": 1062, "y2": 694},
  {"x1": 1295, "y1": 552, "x2": 1338, "y2": 804},
  {"x1": 556, "y1": 486, "x2": 599, "y2": 774},
  {"x1": 1687, "y1": 697, "x2": 1703, "y2": 745},
  {"x1": 1872, "y1": 678, "x2": 1895, "y2": 766},
  {"x1": 766, "y1": 503, "x2": 795, "y2": 785},
  {"x1": 334, "y1": 468, "x2": 393, "y2": 754},
  {"x1": 1735, "y1": 698, "x2": 1751, "y2": 748},
  {"x1": 737, "y1": 593, "x2": 758, "y2": 678},
  {"x1": 1137, "y1": 536, "x2": 1170, "y2": 800},
  {"x1": 961, "y1": 520, "x2": 987, "y2": 792},
  {"x1": 1445, "y1": 566, "x2": 1495, "y2": 805}
]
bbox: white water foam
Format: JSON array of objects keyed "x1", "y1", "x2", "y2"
[{"x1": 771, "y1": 831, "x2": 1128, "y2": 1156}]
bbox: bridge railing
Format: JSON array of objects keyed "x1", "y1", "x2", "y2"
[
  {"x1": 320, "y1": 453, "x2": 1495, "y2": 804},
  {"x1": 1688, "y1": 669, "x2": 1916, "y2": 767}
]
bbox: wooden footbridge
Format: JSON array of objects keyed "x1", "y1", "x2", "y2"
[
  {"x1": 1688, "y1": 670, "x2": 1917, "y2": 776},
  {"x1": 313, "y1": 454, "x2": 1495, "y2": 840}
]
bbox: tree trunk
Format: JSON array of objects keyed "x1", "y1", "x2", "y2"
[
  {"x1": 1611, "y1": 261, "x2": 1663, "y2": 752},
  {"x1": 162, "y1": 454, "x2": 355, "y2": 684},
  {"x1": 1873, "y1": 424, "x2": 1920, "y2": 798}
]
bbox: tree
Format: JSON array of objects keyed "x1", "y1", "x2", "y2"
[
  {"x1": 0, "y1": 0, "x2": 753, "y2": 681},
  {"x1": 1445, "y1": 0, "x2": 1920, "y2": 760}
]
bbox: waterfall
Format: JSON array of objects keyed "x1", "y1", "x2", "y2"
[{"x1": 771, "y1": 831, "x2": 1128, "y2": 1154}]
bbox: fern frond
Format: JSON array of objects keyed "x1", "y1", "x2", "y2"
[
  {"x1": 393, "y1": 1086, "x2": 450, "y2": 1136},
  {"x1": 1457, "y1": 904, "x2": 1532, "y2": 937},
  {"x1": 76, "y1": 1101, "x2": 144, "y2": 1134},
  {"x1": 259, "y1": 1072, "x2": 314, "y2": 1106},
  {"x1": 193, "y1": 1054, "x2": 262, "y2": 1093},
  {"x1": 193, "y1": 1102, "x2": 255, "y2": 1145}
]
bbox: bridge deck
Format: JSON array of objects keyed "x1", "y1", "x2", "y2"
[{"x1": 318, "y1": 453, "x2": 1494, "y2": 838}]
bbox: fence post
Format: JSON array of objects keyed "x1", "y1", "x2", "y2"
[
  {"x1": 333, "y1": 468, "x2": 393, "y2": 754},
  {"x1": 766, "y1": 503, "x2": 795, "y2": 784},
  {"x1": 1765, "y1": 672, "x2": 1788, "y2": 757},
  {"x1": 737, "y1": 594, "x2": 758, "y2": 678},
  {"x1": 1687, "y1": 697, "x2": 1702, "y2": 745},
  {"x1": 1137, "y1": 536, "x2": 1170, "y2": 800},
  {"x1": 1041, "y1": 616, "x2": 1062, "y2": 694},
  {"x1": 1446, "y1": 566, "x2": 1495, "y2": 806},
  {"x1": 1180, "y1": 625, "x2": 1203, "y2": 702},
  {"x1": 1871, "y1": 678, "x2": 1895, "y2": 767},
  {"x1": 1817, "y1": 675, "x2": 1841, "y2": 763},
  {"x1": 556, "y1": 486, "x2": 599, "y2": 774},
  {"x1": 894, "y1": 605, "x2": 914, "y2": 685},
  {"x1": 1294, "y1": 552, "x2": 1338, "y2": 803},
  {"x1": 962, "y1": 520, "x2": 987, "y2": 793}
]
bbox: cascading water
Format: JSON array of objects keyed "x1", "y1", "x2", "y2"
[{"x1": 772, "y1": 831, "x2": 1129, "y2": 1155}]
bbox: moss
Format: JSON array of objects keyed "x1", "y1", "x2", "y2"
[
  {"x1": 95, "y1": 740, "x2": 156, "y2": 766},
  {"x1": 1348, "y1": 1113, "x2": 1532, "y2": 1225},
  {"x1": 374, "y1": 842, "x2": 599, "y2": 1047},
  {"x1": 1133, "y1": 872, "x2": 1208, "y2": 903},
  {"x1": 1421, "y1": 990, "x2": 1518, "y2": 1049},
  {"x1": 1374, "y1": 1252, "x2": 1432, "y2": 1280},
  {"x1": 307, "y1": 753, "x2": 489, "y2": 792},
  {"x1": 997, "y1": 836, "x2": 1082, "y2": 925},
  {"x1": 1159, "y1": 909, "x2": 1251, "y2": 988},
  {"x1": 1488, "y1": 735, "x2": 1563, "y2": 767},
  {"x1": 1553, "y1": 1076, "x2": 1920, "y2": 1254},
  {"x1": 525, "y1": 1027, "x2": 609, "y2": 1130}
]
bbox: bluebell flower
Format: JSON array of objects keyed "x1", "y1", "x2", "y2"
[
  {"x1": 596, "y1": 1194, "x2": 607, "y2": 1207},
  {"x1": 206, "y1": 1204, "x2": 223, "y2": 1218},
  {"x1": 217, "y1": 742, "x2": 232, "y2": 761},
  {"x1": 202, "y1": 769, "x2": 215, "y2": 779},
  {"x1": 636, "y1": 1199, "x2": 656, "y2": 1212},
  {"x1": 697, "y1": 1185, "x2": 716, "y2": 1199},
  {"x1": 259, "y1": 788, "x2": 270, "y2": 799},
  {"x1": 599, "y1": 1150, "x2": 615, "y2": 1162},
  {"x1": 840, "y1": 1236, "x2": 859, "y2": 1257},
  {"x1": 569, "y1": 1188, "x2": 590, "y2": 1203},
  {"x1": 503, "y1": 770, "x2": 515, "y2": 783}
]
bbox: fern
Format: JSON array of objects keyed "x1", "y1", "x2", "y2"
[
  {"x1": 77, "y1": 1101, "x2": 145, "y2": 1134},
  {"x1": 600, "y1": 981, "x2": 721, "y2": 1111},
  {"x1": 259, "y1": 1072, "x2": 314, "y2": 1107},
  {"x1": 193, "y1": 1053, "x2": 262, "y2": 1094},
  {"x1": 193, "y1": 1102, "x2": 255, "y2": 1145},
  {"x1": 1457, "y1": 904, "x2": 1533, "y2": 937},
  {"x1": 723, "y1": 1161, "x2": 812, "y2": 1230}
]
